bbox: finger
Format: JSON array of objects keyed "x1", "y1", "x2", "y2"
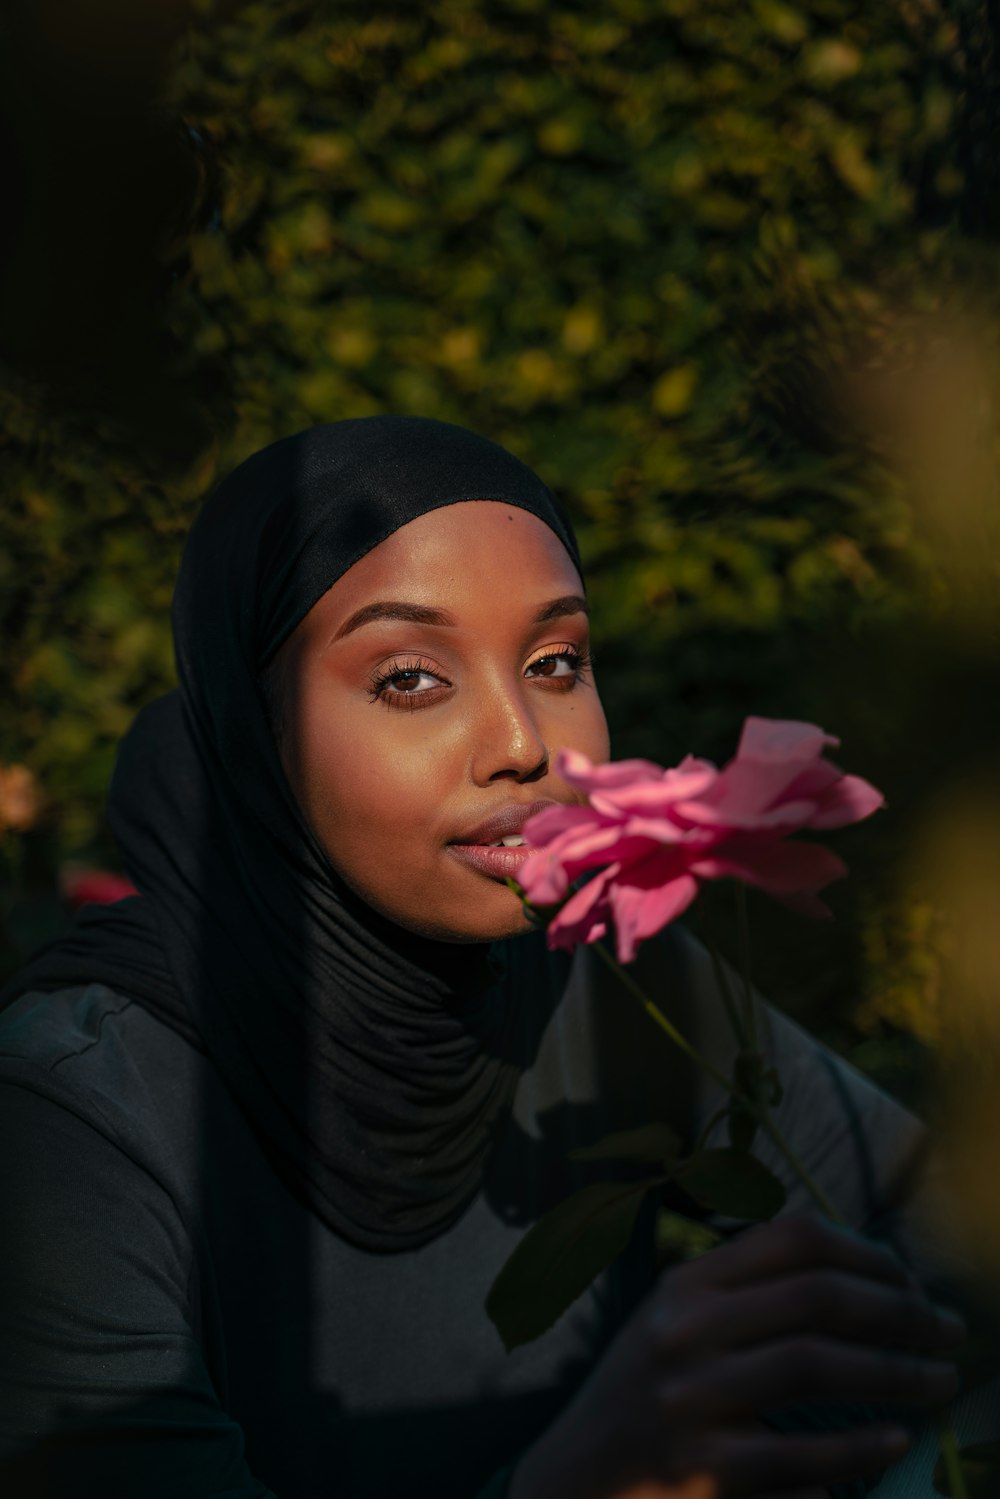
[
  {"x1": 666, "y1": 1269, "x2": 966, "y2": 1359},
  {"x1": 692, "y1": 1213, "x2": 914, "y2": 1293},
  {"x1": 703, "y1": 1422, "x2": 911, "y2": 1495},
  {"x1": 668, "y1": 1336, "x2": 959, "y2": 1420}
]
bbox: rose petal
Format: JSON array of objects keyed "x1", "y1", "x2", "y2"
[
  {"x1": 671, "y1": 791, "x2": 819, "y2": 834},
  {"x1": 548, "y1": 915, "x2": 608, "y2": 951},
  {"x1": 517, "y1": 845, "x2": 576, "y2": 906},
  {"x1": 607, "y1": 863, "x2": 699, "y2": 963},
  {"x1": 518, "y1": 821, "x2": 662, "y2": 905},
  {"x1": 619, "y1": 814, "x2": 716, "y2": 849},
  {"x1": 521, "y1": 802, "x2": 605, "y2": 848},
  {"x1": 690, "y1": 838, "x2": 848, "y2": 895},
  {"x1": 545, "y1": 866, "x2": 617, "y2": 951},
  {"x1": 805, "y1": 773, "x2": 885, "y2": 831},
  {"x1": 737, "y1": 717, "x2": 839, "y2": 763},
  {"x1": 590, "y1": 761, "x2": 718, "y2": 818},
  {"x1": 779, "y1": 759, "x2": 843, "y2": 802},
  {"x1": 553, "y1": 747, "x2": 667, "y2": 794}
]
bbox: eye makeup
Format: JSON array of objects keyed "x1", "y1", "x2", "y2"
[
  {"x1": 367, "y1": 656, "x2": 450, "y2": 710},
  {"x1": 367, "y1": 642, "x2": 593, "y2": 711},
  {"x1": 524, "y1": 644, "x2": 593, "y2": 682}
]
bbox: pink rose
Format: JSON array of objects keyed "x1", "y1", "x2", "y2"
[
  {"x1": 60, "y1": 867, "x2": 138, "y2": 910},
  {"x1": 518, "y1": 719, "x2": 884, "y2": 963}
]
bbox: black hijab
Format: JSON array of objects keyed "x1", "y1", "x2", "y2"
[{"x1": 2, "y1": 415, "x2": 581, "y2": 1251}]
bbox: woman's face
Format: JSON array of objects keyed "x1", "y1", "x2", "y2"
[{"x1": 272, "y1": 500, "x2": 610, "y2": 942}]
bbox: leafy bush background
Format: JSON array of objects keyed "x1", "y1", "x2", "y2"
[{"x1": 4, "y1": 0, "x2": 999, "y2": 1097}]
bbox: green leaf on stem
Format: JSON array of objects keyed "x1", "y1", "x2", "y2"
[
  {"x1": 486, "y1": 1176, "x2": 666, "y2": 1351},
  {"x1": 934, "y1": 1440, "x2": 1000, "y2": 1497},
  {"x1": 570, "y1": 1122, "x2": 682, "y2": 1166},
  {"x1": 675, "y1": 1147, "x2": 787, "y2": 1221}
]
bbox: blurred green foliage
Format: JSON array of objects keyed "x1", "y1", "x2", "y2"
[{"x1": 3, "y1": 0, "x2": 1000, "y2": 1087}]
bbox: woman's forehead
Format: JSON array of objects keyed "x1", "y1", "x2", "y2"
[
  {"x1": 358, "y1": 500, "x2": 575, "y2": 574},
  {"x1": 291, "y1": 501, "x2": 584, "y2": 647},
  {"x1": 331, "y1": 501, "x2": 579, "y2": 602},
  {"x1": 211, "y1": 422, "x2": 582, "y2": 669}
]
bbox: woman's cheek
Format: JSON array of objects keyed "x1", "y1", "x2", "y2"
[
  {"x1": 323, "y1": 718, "x2": 450, "y2": 853},
  {"x1": 557, "y1": 693, "x2": 610, "y2": 767}
]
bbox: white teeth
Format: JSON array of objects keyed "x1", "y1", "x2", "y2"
[{"x1": 500, "y1": 835, "x2": 527, "y2": 847}]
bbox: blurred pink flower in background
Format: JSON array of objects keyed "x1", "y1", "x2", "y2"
[
  {"x1": 59, "y1": 867, "x2": 138, "y2": 910},
  {"x1": 519, "y1": 718, "x2": 884, "y2": 963}
]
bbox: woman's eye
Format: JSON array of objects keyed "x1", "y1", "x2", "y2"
[
  {"x1": 526, "y1": 648, "x2": 586, "y2": 681},
  {"x1": 387, "y1": 669, "x2": 439, "y2": 693},
  {"x1": 369, "y1": 662, "x2": 447, "y2": 705}
]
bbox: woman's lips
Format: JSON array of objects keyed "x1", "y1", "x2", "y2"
[
  {"x1": 446, "y1": 797, "x2": 564, "y2": 883},
  {"x1": 445, "y1": 843, "x2": 535, "y2": 881}
]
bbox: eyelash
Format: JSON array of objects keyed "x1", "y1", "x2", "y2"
[{"x1": 368, "y1": 645, "x2": 593, "y2": 710}]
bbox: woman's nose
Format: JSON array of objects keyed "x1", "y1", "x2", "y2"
[{"x1": 471, "y1": 683, "x2": 549, "y2": 785}]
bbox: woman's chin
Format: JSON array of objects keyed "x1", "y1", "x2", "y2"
[
  {"x1": 402, "y1": 910, "x2": 537, "y2": 946},
  {"x1": 388, "y1": 891, "x2": 538, "y2": 946},
  {"x1": 339, "y1": 854, "x2": 540, "y2": 946}
]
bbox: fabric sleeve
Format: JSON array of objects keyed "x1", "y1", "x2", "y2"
[{"x1": 0, "y1": 1079, "x2": 275, "y2": 1498}]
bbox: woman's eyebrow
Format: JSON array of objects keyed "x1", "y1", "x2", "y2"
[
  {"x1": 332, "y1": 601, "x2": 453, "y2": 642},
  {"x1": 330, "y1": 593, "x2": 588, "y2": 644},
  {"x1": 534, "y1": 593, "x2": 588, "y2": 624}
]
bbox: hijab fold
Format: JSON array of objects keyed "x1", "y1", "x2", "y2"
[{"x1": 2, "y1": 416, "x2": 580, "y2": 1250}]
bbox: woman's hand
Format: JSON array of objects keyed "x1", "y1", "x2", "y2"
[{"x1": 508, "y1": 1213, "x2": 965, "y2": 1499}]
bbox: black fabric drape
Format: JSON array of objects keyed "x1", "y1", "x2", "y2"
[{"x1": 1, "y1": 415, "x2": 581, "y2": 1250}]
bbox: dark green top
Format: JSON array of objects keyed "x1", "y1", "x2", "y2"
[{"x1": 0, "y1": 926, "x2": 959, "y2": 1497}]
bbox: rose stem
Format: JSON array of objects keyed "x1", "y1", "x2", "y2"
[{"x1": 592, "y1": 937, "x2": 841, "y2": 1221}]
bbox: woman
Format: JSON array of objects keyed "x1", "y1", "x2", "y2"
[{"x1": 0, "y1": 416, "x2": 977, "y2": 1498}]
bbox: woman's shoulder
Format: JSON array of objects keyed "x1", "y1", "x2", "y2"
[
  {"x1": 0, "y1": 980, "x2": 136, "y2": 1068},
  {"x1": 0, "y1": 988, "x2": 232, "y2": 1486},
  {"x1": 0, "y1": 982, "x2": 207, "y2": 1197},
  {"x1": 0, "y1": 979, "x2": 195, "y2": 1084}
]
